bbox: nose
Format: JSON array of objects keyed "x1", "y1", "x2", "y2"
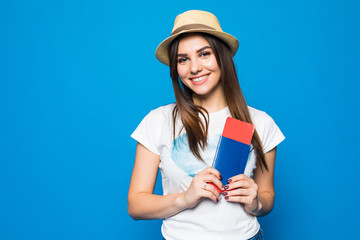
[{"x1": 190, "y1": 59, "x2": 202, "y2": 75}]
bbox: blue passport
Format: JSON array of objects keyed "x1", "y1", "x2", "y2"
[{"x1": 212, "y1": 117, "x2": 255, "y2": 188}]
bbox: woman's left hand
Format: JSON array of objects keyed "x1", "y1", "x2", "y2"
[{"x1": 223, "y1": 174, "x2": 259, "y2": 214}]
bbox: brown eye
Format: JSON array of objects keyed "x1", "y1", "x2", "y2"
[
  {"x1": 199, "y1": 51, "x2": 211, "y2": 57},
  {"x1": 178, "y1": 57, "x2": 188, "y2": 63}
]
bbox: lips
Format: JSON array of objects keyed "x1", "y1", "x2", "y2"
[{"x1": 189, "y1": 73, "x2": 210, "y2": 85}]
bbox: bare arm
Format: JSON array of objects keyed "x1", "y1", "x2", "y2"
[
  {"x1": 127, "y1": 143, "x2": 186, "y2": 220},
  {"x1": 127, "y1": 143, "x2": 224, "y2": 220},
  {"x1": 250, "y1": 147, "x2": 277, "y2": 216}
]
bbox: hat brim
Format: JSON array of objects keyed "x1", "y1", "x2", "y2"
[{"x1": 155, "y1": 29, "x2": 239, "y2": 66}]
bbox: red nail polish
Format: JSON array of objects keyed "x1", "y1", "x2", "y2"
[
  {"x1": 225, "y1": 196, "x2": 229, "y2": 200},
  {"x1": 224, "y1": 185, "x2": 229, "y2": 190},
  {"x1": 220, "y1": 175, "x2": 223, "y2": 180},
  {"x1": 228, "y1": 179, "x2": 232, "y2": 184},
  {"x1": 223, "y1": 192, "x2": 228, "y2": 196}
]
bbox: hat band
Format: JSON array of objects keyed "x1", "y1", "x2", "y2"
[{"x1": 171, "y1": 24, "x2": 216, "y2": 36}]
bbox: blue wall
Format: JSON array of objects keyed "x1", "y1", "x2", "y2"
[{"x1": 1, "y1": 0, "x2": 359, "y2": 239}]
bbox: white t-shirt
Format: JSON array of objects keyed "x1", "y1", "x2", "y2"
[{"x1": 131, "y1": 104, "x2": 285, "y2": 240}]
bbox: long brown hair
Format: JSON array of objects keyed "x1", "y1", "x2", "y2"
[{"x1": 169, "y1": 33, "x2": 268, "y2": 171}]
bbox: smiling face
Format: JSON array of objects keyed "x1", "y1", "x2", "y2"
[{"x1": 176, "y1": 34, "x2": 223, "y2": 103}]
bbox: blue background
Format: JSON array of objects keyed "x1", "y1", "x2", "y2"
[{"x1": 1, "y1": 0, "x2": 359, "y2": 239}]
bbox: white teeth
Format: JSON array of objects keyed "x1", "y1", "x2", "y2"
[{"x1": 192, "y1": 75, "x2": 208, "y2": 82}]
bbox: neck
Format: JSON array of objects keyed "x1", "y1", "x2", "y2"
[{"x1": 193, "y1": 85, "x2": 227, "y2": 113}]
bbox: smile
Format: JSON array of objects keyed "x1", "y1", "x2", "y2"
[{"x1": 190, "y1": 74, "x2": 210, "y2": 85}]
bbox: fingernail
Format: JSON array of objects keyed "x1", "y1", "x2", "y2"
[
  {"x1": 224, "y1": 185, "x2": 229, "y2": 190},
  {"x1": 225, "y1": 196, "x2": 229, "y2": 200},
  {"x1": 228, "y1": 179, "x2": 232, "y2": 184},
  {"x1": 223, "y1": 192, "x2": 228, "y2": 196},
  {"x1": 219, "y1": 174, "x2": 223, "y2": 180}
]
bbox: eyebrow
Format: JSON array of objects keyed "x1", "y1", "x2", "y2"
[{"x1": 177, "y1": 46, "x2": 212, "y2": 57}]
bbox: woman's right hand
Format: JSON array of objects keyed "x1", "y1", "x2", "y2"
[{"x1": 181, "y1": 167, "x2": 224, "y2": 209}]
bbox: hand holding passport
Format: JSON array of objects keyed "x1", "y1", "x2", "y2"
[{"x1": 209, "y1": 117, "x2": 254, "y2": 193}]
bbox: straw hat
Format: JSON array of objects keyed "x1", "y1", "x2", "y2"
[{"x1": 155, "y1": 10, "x2": 239, "y2": 66}]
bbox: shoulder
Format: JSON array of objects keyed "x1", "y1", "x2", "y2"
[
  {"x1": 140, "y1": 103, "x2": 176, "y2": 127},
  {"x1": 131, "y1": 103, "x2": 176, "y2": 153},
  {"x1": 147, "y1": 103, "x2": 176, "y2": 120},
  {"x1": 248, "y1": 106, "x2": 271, "y2": 123},
  {"x1": 247, "y1": 106, "x2": 277, "y2": 132},
  {"x1": 247, "y1": 105, "x2": 285, "y2": 153},
  {"x1": 150, "y1": 103, "x2": 176, "y2": 114}
]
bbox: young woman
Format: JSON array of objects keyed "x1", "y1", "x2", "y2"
[{"x1": 128, "y1": 10, "x2": 285, "y2": 240}]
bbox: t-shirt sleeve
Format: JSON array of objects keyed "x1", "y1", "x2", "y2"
[
  {"x1": 131, "y1": 110, "x2": 162, "y2": 155},
  {"x1": 260, "y1": 113, "x2": 285, "y2": 153}
]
